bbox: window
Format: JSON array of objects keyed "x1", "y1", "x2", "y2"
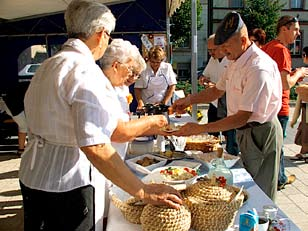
[
  {"x1": 289, "y1": 34, "x2": 302, "y2": 56},
  {"x1": 176, "y1": 63, "x2": 190, "y2": 81},
  {"x1": 230, "y1": 0, "x2": 243, "y2": 8},
  {"x1": 290, "y1": 0, "x2": 303, "y2": 9},
  {"x1": 174, "y1": 38, "x2": 190, "y2": 49}
]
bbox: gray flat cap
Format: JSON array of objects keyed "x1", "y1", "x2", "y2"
[{"x1": 214, "y1": 11, "x2": 244, "y2": 45}]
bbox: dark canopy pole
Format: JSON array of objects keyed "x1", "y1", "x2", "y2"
[
  {"x1": 207, "y1": 0, "x2": 213, "y2": 61},
  {"x1": 191, "y1": 0, "x2": 198, "y2": 121},
  {"x1": 166, "y1": 0, "x2": 171, "y2": 63}
]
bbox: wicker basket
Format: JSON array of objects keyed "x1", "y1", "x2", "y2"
[
  {"x1": 183, "y1": 180, "x2": 244, "y2": 231},
  {"x1": 140, "y1": 204, "x2": 191, "y2": 231},
  {"x1": 111, "y1": 195, "x2": 145, "y2": 224}
]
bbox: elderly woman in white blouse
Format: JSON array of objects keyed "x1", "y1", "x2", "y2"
[
  {"x1": 19, "y1": 1, "x2": 182, "y2": 230},
  {"x1": 101, "y1": 39, "x2": 157, "y2": 159}
]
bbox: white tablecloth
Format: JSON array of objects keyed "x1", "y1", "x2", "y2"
[{"x1": 106, "y1": 167, "x2": 300, "y2": 231}]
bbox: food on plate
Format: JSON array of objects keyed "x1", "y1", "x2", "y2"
[
  {"x1": 136, "y1": 156, "x2": 159, "y2": 167},
  {"x1": 158, "y1": 150, "x2": 186, "y2": 159},
  {"x1": 126, "y1": 154, "x2": 167, "y2": 174},
  {"x1": 160, "y1": 167, "x2": 198, "y2": 181},
  {"x1": 185, "y1": 134, "x2": 220, "y2": 153},
  {"x1": 162, "y1": 150, "x2": 173, "y2": 158},
  {"x1": 161, "y1": 123, "x2": 181, "y2": 132}
]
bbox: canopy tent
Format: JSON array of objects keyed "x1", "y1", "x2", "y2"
[
  {"x1": 0, "y1": 0, "x2": 194, "y2": 113},
  {"x1": 0, "y1": 0, "x2": 133, "y2": 21},
  {"x1": 0, "y1": 0, "x2": 168, "y2": 92},
  {"x1": 0, "y1": 0, "x2": 182, "y2": 21}
]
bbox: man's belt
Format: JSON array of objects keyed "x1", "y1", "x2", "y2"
[{"x1": 237, "y1": 121, "x2": 265, "y2": 130}]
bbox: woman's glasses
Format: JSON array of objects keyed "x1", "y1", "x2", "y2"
[
  {"x1": 118, "y1": 62, "x2": 140, "y2": 79},
  {"x1": 104, "y1": 30, "x2": 113, "y2": 43},
  {"x1": 302, "y1": 53, "x2": 307, "y2": 58}
]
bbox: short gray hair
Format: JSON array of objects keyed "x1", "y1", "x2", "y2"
[
  {"x1": 101, "y1": 39, "x2": 142, "y2": 69},
  {"x1": 65, "y1": 0, "x2": 116, "y2": 39},
  {"x1": 131, "y1": 45, "x2": 146, "y2": 73}
]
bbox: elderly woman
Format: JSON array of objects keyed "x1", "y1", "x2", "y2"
[
  {"x1": 134, "y1": 45, "x2": 177, "y2": 109},
  {"x1": 19, "y1": 1, "x2": 182, "y2": 230},
  {"x1": 101, "y1": 39, "x2": 152, "y2": 159}
]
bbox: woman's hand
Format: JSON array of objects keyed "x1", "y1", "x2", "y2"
[
  {"x1": 296, "y1": 84, "x2": 308, "y2": 101},
  {"x1": 142, "y1": 183, "x2": 182, "y2": 209},
  {"x1": 137, "y1": 100, "x2": 144, "y2": 110},
  {"x1": 149, "y1": 115, "x2": 168, "y2": 128}
]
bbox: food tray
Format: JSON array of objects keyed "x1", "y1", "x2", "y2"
[
  {"x1": 152, "y1": 151, "x2": 187, "y2": 160},
  {"x1": 125, "y1": 154, "x2": 167, "y2": 174}
]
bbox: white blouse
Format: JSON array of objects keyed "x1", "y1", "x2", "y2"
[
  {"x1": 19, "y1": 38, "x2": 121, "y2": 192},
  {"x1": 134, "y1": 62, "x2": 177, "y2": 105},
  {"x1": 112, "y1": 86, "x2": 131, "y2": 159}
]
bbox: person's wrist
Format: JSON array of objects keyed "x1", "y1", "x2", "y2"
[{"x1": 134, "y1": 183, "x2": 146, "y2": 201}]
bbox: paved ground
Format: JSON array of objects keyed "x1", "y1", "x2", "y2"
[{"x1": 0, "y1": 104, "x2": 307, "y2": 230}]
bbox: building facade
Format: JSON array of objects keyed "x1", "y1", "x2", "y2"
[{"x1": 172, "y1": 0, "x2": 308, "y2": 80}]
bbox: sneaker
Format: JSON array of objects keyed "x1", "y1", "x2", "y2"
[{"x1": 278, "y1": 174, "x2": 296, "y2": 190}]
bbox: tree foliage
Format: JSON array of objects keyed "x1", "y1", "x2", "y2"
[
  {"x1": 170, "y1": 0, "x2": 203, "y2": 47},
  {"x1": 239, "y1": 0, "x2": 285, "y2": 42}
]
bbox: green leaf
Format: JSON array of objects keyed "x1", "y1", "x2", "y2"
[{"x1": 170, "y1": 0, "x2": 203, "y2": 48}]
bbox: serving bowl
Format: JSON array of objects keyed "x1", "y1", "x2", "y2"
[{"x1": 125, "y1": 154, "x2": 167, "y2": 174}]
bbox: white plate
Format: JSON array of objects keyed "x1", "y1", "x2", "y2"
[
  {"x1": 190, "y1": 151, "x2": 240, "y2": 168},
  {"x1": 160, "y1": 123, "x2": 182, "y2": 133},
  {"x1": 184, "y1": 150, "x2": 203, "y2": 155},
  {"x1": 134, "y1": 136, "x2": 153, "y2": 142},
  {"x1": 125, "y1": 154, "x2": 167, "y2": 174},
  {"x1": 142, "y1": 166, "x2": 198, "y2": 185},
  {"x1": 166, "y1": 160, "x2": 201, "y2": 169}
]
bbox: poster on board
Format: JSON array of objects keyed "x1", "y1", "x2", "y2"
[{"x1": 141, "y1": 33, "x2": 167, "y2": 60}]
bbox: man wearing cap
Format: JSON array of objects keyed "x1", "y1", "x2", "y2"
[
  {"x1": 262, "y1": 15, "x2": 308, "y2": 190},
  {"x1": 199, "y1": 34, "x2": 239, "y2": 156},
  {"x1": 171, "y1": 11, "x2": 283, "y2": 201}
]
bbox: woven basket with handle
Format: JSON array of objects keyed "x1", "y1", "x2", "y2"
[
  {"x1": 183, "y1": 179, "x2": 244, "y2": 231},
  {"x1": 140, "y1": 204, "x2": 191, "y2": 231},
  {"x1": 111, "y1": 194, "x2": 145, "y2": 224}
]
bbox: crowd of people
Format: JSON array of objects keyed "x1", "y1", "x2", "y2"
[{"x1": 9, "y1": 0, "x2": 308, "y2": 230}]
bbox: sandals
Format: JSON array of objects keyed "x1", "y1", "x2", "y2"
[{"x1": 290, "y1": 153, "x2": 308, "y2": 162}]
